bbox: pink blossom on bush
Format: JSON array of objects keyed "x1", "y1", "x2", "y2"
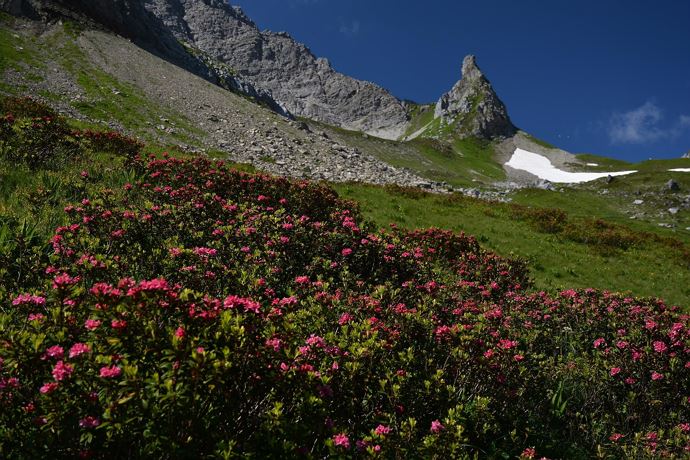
[
  {"x1": 84, "y1": 319, "x2": 101, "y2": 330},
  {"x1": 51, "y1": 361, "x2": 73, "y2": 381},
  {"x1": 79, "y1": 416, "x2": 101, "y2": 429},
  {"x1": 69, "y1": 343, "x2": 91, "y2": 358},
  {"x1": 338, "y1": 312, "x2": 352, "y2": 325},
  {"x1": 333, "y1": 433, "x2": 350, "y2": 449},
  {"x1": 374, "y1": 424, "x2": 391, "y2": 436},
  {"x1": 99, "y1": 366, "x2": 122, "y2": 378},
  {"x1": 39, "y1": 382, "x2": 58, "y2": 394},
  {"x1": 430, "y1": 419, "x2": 445, "y2": 433},
  {"x1": 653, "y1": 341, "x2": 668, "y2": 353},
  {"x1": 45, "y1": 345, "x2": 64, "y2": 360}
]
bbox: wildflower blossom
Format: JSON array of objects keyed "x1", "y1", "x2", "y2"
[
  {"x1": 99, "y1": 366, "x2": 122, "y2": 378},
  {"x1": 333, "y1": 433, "x2": 350, "y2": 449},
  {"x1": 52, "y1": 361, "x2": 73, "y2": 381},
  {"x1": 430, "y1": 420, "x2": 445, "y2": 433}
]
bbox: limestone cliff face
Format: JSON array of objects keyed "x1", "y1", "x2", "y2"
[
  {"x1": 435, "y1": 55, "x2": 516, "y2": 139},
  {"x1": 143, "y1": 0, "x2": 409, "y2": 139}
]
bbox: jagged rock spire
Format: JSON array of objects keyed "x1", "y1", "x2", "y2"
[{"x1": 435, "y1": 55, "x2": 516, "y2": 139}]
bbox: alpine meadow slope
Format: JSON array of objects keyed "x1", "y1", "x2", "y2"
[{"x1": 1, "y1": 2, "x2": 690, "y2": 458}]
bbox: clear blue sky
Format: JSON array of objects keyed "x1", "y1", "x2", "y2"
[{"x1": 232, "y1": 0, "x2": 690, "y2": 161}]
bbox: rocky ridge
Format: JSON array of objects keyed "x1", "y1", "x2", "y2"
[
  {"x1": 435, "y1": 55, "x2": 516, "y2": 139},
  {"x1": 143, "y1": 0, "x2": 410, "y2": 139}
]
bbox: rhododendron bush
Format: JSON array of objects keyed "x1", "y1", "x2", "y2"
[{"x1": 0, "y1": 156, "x2": 688, "y2": 458}]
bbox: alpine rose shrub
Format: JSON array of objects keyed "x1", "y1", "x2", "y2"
[{"x1": 0, "y1": 157, "x2": 687, "y2": 458}]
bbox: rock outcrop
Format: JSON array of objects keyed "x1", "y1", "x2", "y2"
[
  {"x1": 1, "y1": 0, "x2": 291, "y2": 118},
  {"x1": 143, "y1": 0, "x2": 409, "y2": 139},
  {"x1": 435, "y1": 55, "x2": 516, "y2": 139}
]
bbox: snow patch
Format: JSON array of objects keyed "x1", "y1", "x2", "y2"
[
  {"x1": 669, "y1": 168, "x2": 690, "y2": 172},
  {"x1": 586, "y1": 162, "x2": 599, "y2": 166},
  {"x1": 506, "y1": 148, "x2": 637, "y2": 184}
]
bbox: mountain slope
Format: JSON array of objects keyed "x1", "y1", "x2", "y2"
[
  {"x1": 144, "y1": 0, "x2": 410, "y2": 139},
  {"x1": 0, "y1": 13, "x2": 438, "y2": 188}
]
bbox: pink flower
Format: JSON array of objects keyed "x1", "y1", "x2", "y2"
[
  {"x1": 79, "y1": 416, "x2": 101, "y2": 429},
  {"x1": 374, "y1": 424, "x2": 391, "y2": 436},
  {"x1": 333, "y1": 433, "x2": 350, "y2": 449},
  {"x1": 13, "y1": 293, "x2": 46, "y2": 306},
  {"x1": 593, "y1": 338, "x2": 606, "y2": 349},
  {"x1": 513, "y1": 354, "x2": 525, "y2": 362},
  {"x1": 40, "y1": 382, "x2": 58, "y2": 394},
  {"x1": 45, "y1": 345, "x2": 64, "y2": 360},
  {"x1": 69, "y1": 343, "x2": 91, "y2": 358},
  {"x1": 196, "y1": 347, "x2": 205, "y2": 354},
  {"x1": 85, "y1": 319, "x2": 101, "y2": 330},
  {"x1": 111, "y1": 319, "x2": 127, "y2": 330},
  {"x1": 306, "y1": 335, "x2": 326, "y2": 348},
  {"x1": 295, "y1": 276, "x2": 310, "y2": 284},
  {"x1": 610, "y1": 367, "x2": 621, "y2": 377},
  {"x1": 338, "y1": 312, "x2": 353, "y2": 325},
  {"x1": 521, "y1": 447, "x2": 536, "y2": 459},
  {"x1": 430, "y1": 419, "x2": 445, "y2": 433},
  {"x1": 265, "y1": 338, "x2": 282, "y2": 352},
  {"x1": 28, "y1": 313, "x2": 46, "y2": 322},
  {"x1": 99, "y1": 366, "x2": 122, "y2": 378},
  {"x1": 651, "y1": 371, "x2": 664, "y2": 381},
  {"x1": 175, "y1": 327, "x2": 186, "y2": 338},
  {"x1": 609, "y1": 433, "x2": 624, "y2": 442},
  {"x1": 653, "y1": 341, "x2": 668, "y2": 353},
  {"x1": 341, "y1": 248, "x2": 353, "y2": 256},
  {"x1": 52, "y1": 361, "x2": 73, "y2": 381}
]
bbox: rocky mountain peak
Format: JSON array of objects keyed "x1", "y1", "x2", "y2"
[
  {"x1": 435, "y1": 54, "x2": 516, "y2": 139},
  {"x1": 460, "y1": 55, "x2": 483, "y2": 81}
]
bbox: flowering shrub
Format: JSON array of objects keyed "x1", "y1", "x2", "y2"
[
  {"x1": 73, "y1": 129, "x2": 143, "y2": 159},
  {"x1": 0, "y1": 97, "x2": 142, "y2": 169},
  {"x1": 0, "y1": 157, "x2": 688, "y2": 458}
]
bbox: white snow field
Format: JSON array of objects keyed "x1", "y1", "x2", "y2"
[
  {"x1": 669, "y1": 168, "x2": 690, "y2": 172},
  {"x1": 506, "y1": 148, "x2": 638, "y2": 184}
]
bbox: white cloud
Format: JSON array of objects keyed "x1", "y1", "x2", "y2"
[
  {"x1": 339, "y1": 20, "x2": 360, "y2": 37},
  {"x1": 609, "y1": 101, "x2": 690, "y2": 144}
]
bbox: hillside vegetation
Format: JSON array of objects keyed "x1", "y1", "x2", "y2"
[{"x1": 1, "y1": 98, "x2": 689, "y2": 458}]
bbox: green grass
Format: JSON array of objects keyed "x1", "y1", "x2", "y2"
[
  {"x1": 333, "y1": 182, "x2": 690, "y2": 308},
  {"x1": 1, "y1": 21, "x2": 205, "y2": 147},
  {"x1": 0, "y1": 21, "x2": 43, "y2": 74},
  {"x1": 401, "y1": 103, "x2": 435, "y2": 139}
]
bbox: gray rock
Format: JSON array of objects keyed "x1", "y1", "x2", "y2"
[
  {"x1": 682, "y1": 152, "x2": 690, "y2": 159},
  {"x1": 535, "y1": 180, "x2": 555, "y2": 191},
  {"x1": 668, "y1": 207, "x2": 680, "y2": 215},
  {"x1": 633, "y1": 199, "x2": 644, "y2": 205},
  {"x1": 143, "y1": 0, "x2": 409, "y2": 139},
  {"x1": 666, "y1": 179, "x2": 680, "y2": 191},
  {"x1": 434, "y1": 55, "x2": 516, "y2": 139}
]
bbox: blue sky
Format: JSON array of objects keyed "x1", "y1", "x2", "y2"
[{"x1": 232, "y1": 1, "x2": 690, "y2": 161}]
